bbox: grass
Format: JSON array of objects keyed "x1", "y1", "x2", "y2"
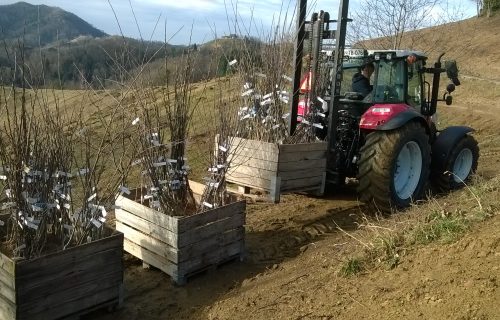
[
  {"x1": 410, "y1": 211, "x2": 468, "y2": 244},
  {"x1": 340, "y1": 257, "x2": 364, "y2": 277},
  {"x1": 339, "y1": 173, "x2": 499, "y2": 275}
]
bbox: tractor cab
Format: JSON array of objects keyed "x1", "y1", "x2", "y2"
[
  {"x1": 368, "y1": 50, "x2": 427, "y2": 108},
  {"x1": 355, "y1": 50, "x2": 460, "y2": 132}
]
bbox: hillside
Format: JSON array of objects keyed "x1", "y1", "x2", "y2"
[
  {"x1": 0, "y1": 2, "x2": 188, "y2": 88},
  {"x1": 79, "y1": 14, "x2": 500, "y2": 320},
  {"x1": 0, "y1": 2, "x2": 107, "y2": 47}
]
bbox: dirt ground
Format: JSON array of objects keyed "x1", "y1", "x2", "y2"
[{"x1": 87, "y1": 17, "x2": 500, "y2": 320}]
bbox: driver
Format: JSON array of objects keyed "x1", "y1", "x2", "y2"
[{"x1": 352, "y1": 62, "x2": 374, "y2": 97}]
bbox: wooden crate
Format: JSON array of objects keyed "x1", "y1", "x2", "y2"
[
  {"x1": 226, "y1": 137, "x2": 327, "y2": 202},
  {"x1": 0, "y1": 228, "x2": 123, "y2": 320},
  {"x1": 115, "y1": 181, "x2": 246, "y2": 285}
]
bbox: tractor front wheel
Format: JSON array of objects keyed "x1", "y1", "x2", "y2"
[
  {"x1": 432, "y1": 135, "x2": 479, "y2": 191},
  {"x1": 357, "y1": 122, "x2": 431, "y2": 212}
]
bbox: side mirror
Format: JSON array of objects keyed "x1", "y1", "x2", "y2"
[
  {"x1": 446, "y1": 95, "x2": 453, "y2": 105},
  {"x1": 446, "y1": 83, "x2": 456, "y2": 93},
  {"x1": 445, "y1": 60, "x2": 460, "y2": 86}
]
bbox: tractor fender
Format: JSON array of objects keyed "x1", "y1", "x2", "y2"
[
  {"x1": 377, "y1": 110, "x2": 429, "y2": 131},
  {"x1": 431, "y1": 126, "x2": 475, "y2": 172}
]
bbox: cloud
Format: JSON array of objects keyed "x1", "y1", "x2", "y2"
[{"x1": 136, "y1": 0, "x2": 221, "y2": 11}]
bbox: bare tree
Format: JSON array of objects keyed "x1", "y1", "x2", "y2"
[
  {"x1": 349, "y1": 0, "x2": 440, "y2": 49},
  {"x1": 472, "y1": 0, "x2": 484, "y2": 16}
]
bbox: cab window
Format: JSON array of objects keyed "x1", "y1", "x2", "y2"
[{"x1": 407, "y1": 61, "x2": 422, "y2": 108}]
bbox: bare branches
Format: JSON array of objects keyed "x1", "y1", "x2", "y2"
[{"x1": 350, "y1": 0, "x2": 441, "y2": 49}]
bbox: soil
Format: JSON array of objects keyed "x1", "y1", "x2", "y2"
[{"x1": 86, "y1": 16, "x2": 500, "y2": 320}]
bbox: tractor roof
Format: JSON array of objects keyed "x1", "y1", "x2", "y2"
[{"x1": 367, "y1": 49, "x2": 427, "y2": 59}]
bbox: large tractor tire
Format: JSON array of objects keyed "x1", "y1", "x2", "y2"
[
  {"x1": 357, "y1": 121, "x2": 431, "y2": 212},
  {"x1": 432, "y1": 135, "x2": 479, "y2": 191}
]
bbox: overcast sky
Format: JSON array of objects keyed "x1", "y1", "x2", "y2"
[{"x1": 0, "y1": 0, "x2": 476, "y2": 44}]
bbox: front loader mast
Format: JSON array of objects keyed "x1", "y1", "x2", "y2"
[{"x1": 288, "y1": 0, "x2": 351, "y2": 184}]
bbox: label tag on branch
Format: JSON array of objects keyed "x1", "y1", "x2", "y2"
[
  {"x1": 119, "y1": 186, "x2": 131, "y2": 195},
  {"x1": 91, "y1": 218, "x2": 102, "y2": 228},
  {"x1": 242, "y1": 89, "x2": 254, "y2": 97},
  {"x1": 132, "y1": 117, "x2": 140, "y2": 125},
  {"x1": 203, "y1": 202, "x2": 213, "y2": 209},
  {"x1": 25, "y1": 220, "x2": 39, "y2": 230},
  {"x1": 151, "y1": 201, "x2": 160, "y2": 208},
  {"x1": 99, "y1": 206, "x2": 107, "y2": 217},
  {"x1": 260, "y1": 99, "x2": 272, "y2": 106},
  {"x1": 282, "y1": 75, "x2": 293, "y2": 82},
  {"x1": 313, "y1": 123, "x2": 324, "y2": 129},
  {"x1": 153, "y1": 162, "x2": 167, "y2": 167},
  {"x1": 78, "y1": 168, "x2": 90, "y2": 176},
  {"x1": 0, "y1": 175, "x2": 7, "y2": 180},
  {"x1": 228, "y1": 59, "x2": 238, "y2": 66},
  {"x1": 262, "y1": 92, "x2": 273, "y2": 100},
  {"x1": 219, "y1": 145, "x2": 228, "y2": 153},
  {"x1": 87, "y1": 193, "x2": 97, "y2": 202},
  {"x1": 31, "y1": 205, "x2": 43, "y2": 212}
]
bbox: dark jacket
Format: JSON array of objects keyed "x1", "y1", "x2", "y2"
[{"x1": 352, "y1": 73, "x2": 373, "y2": 97}]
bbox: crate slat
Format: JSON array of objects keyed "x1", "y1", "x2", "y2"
[
  {"x1": 116, "y1": 221, "x2": 179, "y2": 263},
  {"x1": 278, "y1": 142, "x2": 328, "y2": 153},
  {"x1": 177, "y1": 201, "x2": 246, "y2": 233},
  {"x1": 277, "y1": 158, "x2": 327, "y2": 172},
  {"x1": 115, "y1": 196, "x2": 178, "y2": 232},
  {"x1": 115, "y1": 208, "x2": 178, "y2": 247}
]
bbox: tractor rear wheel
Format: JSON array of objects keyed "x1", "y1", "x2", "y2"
[
  {"x1": 432, "y1": 135, "x2": 479, "y2": 191},
  {"x1": 357, "y1": 121, "x2": 431, "y2": 212}
]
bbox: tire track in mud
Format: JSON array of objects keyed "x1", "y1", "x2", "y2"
[{"x1": 246, "y1": 206, "x2": 362, "y2": 264}]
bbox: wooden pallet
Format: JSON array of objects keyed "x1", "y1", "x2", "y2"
[
  {"x1": 115, "y1": 181, "x2": 246, "y2": 285},
  {"x1": 0, "y1": 228, "x2": 124, "y2": 320},
  {"x1": 226, "y1": 137, "x2": 327, "y2": 202}
]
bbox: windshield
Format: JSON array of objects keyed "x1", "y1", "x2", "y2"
[{"x1": 372, "y1": 60, "x2": 405, "y2": 103}]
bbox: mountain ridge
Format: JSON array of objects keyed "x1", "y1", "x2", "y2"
[{"x1": 0, "y1": 1, "x2": 107, "y2": 47}]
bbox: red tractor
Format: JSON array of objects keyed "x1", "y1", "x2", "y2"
[{"x1": 289, "y1": 2, "x2": 479, "y2": 212}]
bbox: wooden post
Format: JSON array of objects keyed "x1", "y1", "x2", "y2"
[{"x1": 270, "y1": 176, "x2": 282, "y2": 203}]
